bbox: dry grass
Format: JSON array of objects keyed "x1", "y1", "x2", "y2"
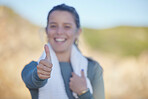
[
  {"x1": 79, "y1": 36, "x2": 148, "y2": 99},
  {"x1": 0, "y1": 6, "x2": 148, "y2": 99}
]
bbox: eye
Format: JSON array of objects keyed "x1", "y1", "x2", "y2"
[
  {"x1": 50, "y1": 25, "x2": 57, "y2": 28},
  {"x1": 64, "y1": 26, "x2": 71, "y2": 29}
]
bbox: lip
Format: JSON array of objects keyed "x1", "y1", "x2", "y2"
[
  {"x1": 55, "y1": 38, "x2": 66, "y2": 42},
  {"x1": 54, "y1": 37, "x2": 67, "y2": 44}
]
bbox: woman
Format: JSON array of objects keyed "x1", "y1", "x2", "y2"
[{"x1": 21, "y1": 4, "x2": 105, "y2": 99}]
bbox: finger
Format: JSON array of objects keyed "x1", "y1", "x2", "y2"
[
  {"x1": 38, "y1": 64, "x2": 52, "y2": 72},
  {"x1": 39, "y1": 59, "x2": 53, "y2": 68},
  {"x1": 38, "y1": 73, "x2": 51, "y2": 79},
  {"x1": 71, "y1": 72, "x2": 75, "y2": 77},
  {"x1": 44, "y1": 44, "x2": 51, "y2": 61},
  {"x1": 81, "y1": 69, "x2": 85, "y2": 78},
  {"x1": 37, "y1": 69, "x2": 51, "y2": 76}
]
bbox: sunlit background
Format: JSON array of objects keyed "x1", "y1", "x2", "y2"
[{"x1": 0, "y1": 0, "x2": 148, "y2": 99}]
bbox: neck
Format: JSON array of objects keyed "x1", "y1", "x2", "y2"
[{"x1": 56, "y1": 50, "x2": 71, "y2": 62}]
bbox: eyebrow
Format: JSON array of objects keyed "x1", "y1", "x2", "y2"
[
  {"x1": 49, "y1": 22, "x2": 57, "y2": 24},
  {"x1": 64, "y1": 23, "x2": 72, "y2": 25},
  {"x1": 49, "y1": 22, "x2": 72, "y2": 25}
]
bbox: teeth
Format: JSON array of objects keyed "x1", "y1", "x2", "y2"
[{"x1": 55, "y1": 38, "x2": 65, "y2": 42}]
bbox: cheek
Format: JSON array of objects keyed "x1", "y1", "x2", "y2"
[
  {"x1": 68, "y1": 33, "x2": 78, "y2": 42},
  {"x1": 68, "y1": 29, "x2": 77, "y2": 37},
  {"x1": 46, "y1": 30, "x2": 54, "y2": 38}
]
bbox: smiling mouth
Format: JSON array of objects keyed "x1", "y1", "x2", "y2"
[{"x1": 54, "y1": 38, "x2": 66, "y2": 42}]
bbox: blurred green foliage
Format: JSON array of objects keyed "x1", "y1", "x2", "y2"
[{"x1": 83, "y1": 26, "x2": 148, "y2": 56}]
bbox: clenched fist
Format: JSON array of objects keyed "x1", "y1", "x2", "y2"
[{"x1": 37, "y1": 44, "x2": 53, "y2": 80}]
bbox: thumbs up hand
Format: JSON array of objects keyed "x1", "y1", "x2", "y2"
[
  {"x1": 37, "y1": 44, "x2": 53, "y2": 80},
  {"x1": 69, "y1": 70, "x2": 88, "y2": 95}
]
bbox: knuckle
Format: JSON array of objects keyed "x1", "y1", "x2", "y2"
[
  {"x1": 43, "y1": 66, "x2": 47, "y2": 71},
  {"x1": 42, "y1": 66, "x2": 45, "y2": 71},
  {"x1": 44, "y1": 59, "x2": 49, "y2": 64},
  {"x1": 39, "y1": 60, "x2": 43, "y2": 64},
  {"x1": 40, "y1": 59, "x2": 46, "y2": 65},
  {"x1": 48, "y1": 75, "x2": 51, "y2": 78},
  {"x1": 44, "y1": 58, "x2": 48, "y2": 61},
  {"x1": 47, "y1": 71, "x2": 50, "y2": 75},
  {"x1": 49, "y1": 68, "x2": 52, "y2": 72},
  {"x1": 50, "y1": 63, "x2": 53, "y2": 67},
  {"x1": 49, "y1": 63, "x2": 53, "y2": 68},
  {"x1": 37, "y1": 65, "x2": 42, "y2": 69},
  {"x1": 37, "y1": 65, "x2": 43, "y2": 71}
]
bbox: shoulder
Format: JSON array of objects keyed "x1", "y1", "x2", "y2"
[
  {"x1": 86, "y1": 57, "x2": 103, "y2": 80},
  {"x1": 87, "y1": 57, "x2": 103, "y2": 71}
]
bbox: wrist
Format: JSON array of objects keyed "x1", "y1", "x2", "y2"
[{"x1": 78, "y1": 88, "x2": 89, "y2": 96}]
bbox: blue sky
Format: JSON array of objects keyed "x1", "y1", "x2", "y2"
[{"x1": 0, "y1": 0, "x2": 148, "y2": 29}]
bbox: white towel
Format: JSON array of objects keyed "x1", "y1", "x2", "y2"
[{"x1": 38, "y1": 43, "x2": 93, "y2": 99}]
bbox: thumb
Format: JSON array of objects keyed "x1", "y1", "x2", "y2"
[
  {"x1": 44, "y1": 44, "x2": 51, "y2": 61},
  {"x1": 81, "y1": 69, "x2": 85, "y2": 78}
]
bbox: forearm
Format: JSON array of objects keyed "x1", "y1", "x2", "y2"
[
  {"x1": 78, "y1": 89, "x2": 94, "y2": 99},
  {"x1": 21, "y1": 61, "x2": 47, "y2": 89}
]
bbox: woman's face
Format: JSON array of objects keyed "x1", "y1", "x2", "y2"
[{"x1": 46, "y1": 10, "x2": 81, "y2": 53}]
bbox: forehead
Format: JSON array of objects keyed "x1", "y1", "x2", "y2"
[{"x1": 48, "y1": 10, "x2": 75, "y2": 23}]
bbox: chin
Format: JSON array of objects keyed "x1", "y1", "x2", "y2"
[{"x1": 53, "y1": 47, "x2": 68, "y2": 54}]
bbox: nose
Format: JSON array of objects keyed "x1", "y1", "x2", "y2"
[{"x1": 56, "y1": 27, "x2": 64, "y2": 35}]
